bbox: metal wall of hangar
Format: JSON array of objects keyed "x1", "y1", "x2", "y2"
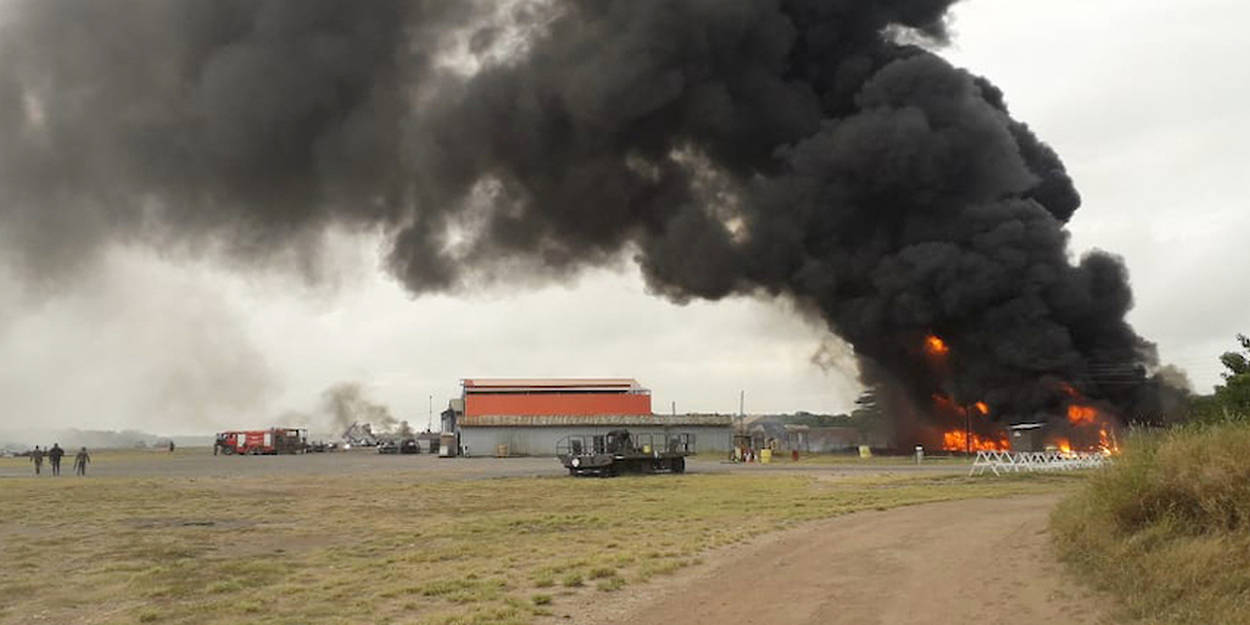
[{"x1": 458, "y1": 414, "x2": 735, "y2": 457}]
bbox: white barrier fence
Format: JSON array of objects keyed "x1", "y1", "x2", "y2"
[{"x1": 969, "y1": 450, "x2": 1110, "y2": 476}]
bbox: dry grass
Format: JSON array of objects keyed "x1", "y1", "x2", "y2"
[
  {"x1": 766, "y1": 452, "x2": 971, "y2": 466},
  {"x1": 1052, "y1": 423, "x2": 1250, "y2": 624},
  {"x1": 0, "y1": 466, "x2": 1067, "y2": 624}
]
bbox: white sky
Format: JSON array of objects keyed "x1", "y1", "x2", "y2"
[{"x1": 1, "y1": 0, "x2": 1246, "y2": 435}]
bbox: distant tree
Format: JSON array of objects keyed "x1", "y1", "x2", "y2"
[
  {"x1": 849, "y1": 391, "x2": 882, "y2": 428},
  {"x1": 1205, "y1": 334, "x2": 1250, "y2": 420},
  {"x1": 777, "y1": 411, "x2": 853, "y2": 427}
]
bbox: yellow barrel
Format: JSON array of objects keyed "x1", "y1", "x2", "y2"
[
  {"x1": 643, "y1": 444, "x2": 652, "y2": 454},
  {"x1": 495, "y1": 443, "x2": 509, "y2": 458},
  {"x1": 760, "y1": 448, "x2": 772, "y2": 464}
]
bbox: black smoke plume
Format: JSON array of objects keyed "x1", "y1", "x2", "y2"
[{"x1": 0, "y1": 0, "x2": 1179, "y2": 443}]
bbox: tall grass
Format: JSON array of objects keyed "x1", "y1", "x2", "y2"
[{"x1": 1052, "y1": 423, "x2": 1250, "y2": 624}]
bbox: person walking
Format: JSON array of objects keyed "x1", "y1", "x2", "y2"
[
  {"x1": 73, "y1": 447, "x2": 90, "y2": 476},
  {"x1": 30, "y1": 445, "x2": 44, "y2": 476},
  {"x1": 48, "y1": 443, "x2": 64, "y2": 476}
]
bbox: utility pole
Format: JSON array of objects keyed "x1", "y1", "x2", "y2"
[
  {"x1": 738, "y1": 390, "x2": 745, "y2": 433},
  {"x1": 965, "y1": 407, "x2": 971, "y2": 456},
  {"x1": 428, "y1": 395, "x2": 433, "y2": 432}
]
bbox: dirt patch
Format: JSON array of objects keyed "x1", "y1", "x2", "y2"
[{"x1": 558, "y1": 494, "x2": 1109, "y2": 625}]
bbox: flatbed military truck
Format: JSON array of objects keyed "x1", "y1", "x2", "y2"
[{"x1": 556, "y1": 429, "x2": 694, "y2": 476}]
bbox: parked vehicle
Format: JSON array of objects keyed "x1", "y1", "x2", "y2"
[
  {"x1": 556, "y1": 429, "x2": 694, "y2": 477},
  {"x1": 215, "y1": 428, "x2": 308, "y2": 455}
]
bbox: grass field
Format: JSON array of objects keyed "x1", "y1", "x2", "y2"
[
  {"x1": 1052, "y1": 423, "x2": 1250, "y2": 625},
  {"x1": 1, "y1": 455, "x2": 1069, "y2": 625},
  {"x1": 768, "y1": 452, "x2": 971, "y2": 466}
]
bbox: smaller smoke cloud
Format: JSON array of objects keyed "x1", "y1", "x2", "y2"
[{"x1": 319, "y1": 381, "x2": 397, "y2": 434}]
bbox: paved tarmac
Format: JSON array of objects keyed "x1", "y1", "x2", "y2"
[{"x1": 0, "y1": 447, "x2": 968, "y2": 480}]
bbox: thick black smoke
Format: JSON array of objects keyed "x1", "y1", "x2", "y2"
[{"x1": 0, "y1": 0, "x2": 1177, "y2": 440}]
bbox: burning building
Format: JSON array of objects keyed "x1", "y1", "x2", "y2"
[
  {"x1": 444, "y1": 379, "x2": 732, "y2": 456},
  {"x1": 910, "y1": 335, "x2": 1122, "y2": 454}
]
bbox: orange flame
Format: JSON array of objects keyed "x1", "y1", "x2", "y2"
[
  {"x1": 974, "y1": 401, "x2": 989, "y2": 416},
  {"x1": 942, "y1": 429, "x2": 1009, "y2": 452},
  {"x1": 1067, "y1": 404, "x2": 1098, "y2": 426},
  {"x1": 1098, "y1": 427, "x2": 1119, "y2": 456},
  {"x1": 1049, "y1": 437, "x2": 1073, "y2": 453},
  {"x1": 924, "y1": 334, "x2": 950, "y2": 357}
]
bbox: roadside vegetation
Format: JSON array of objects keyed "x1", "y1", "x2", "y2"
[
  {"x1": 0, "y1": 467, "x2": 1066, "y2": 625},
  {"x1": 1053, "y1": 335, "x2": 1250, "y2": 624},
  {"x1": 1052, "y1": 422, "x2": 1250, "y2": 624}
]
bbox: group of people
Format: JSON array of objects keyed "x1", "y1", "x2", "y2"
[{"x1": 28, "y1": 444, "x2": 91, "y2": 476}]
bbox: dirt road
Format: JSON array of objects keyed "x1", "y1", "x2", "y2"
[{"x1": 589, "y1": 495, "x2": 1107, "y2": 625}]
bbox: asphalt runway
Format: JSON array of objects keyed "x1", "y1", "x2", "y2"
[{"x1": 0, "y1": 446, "x2": 969, "y2": 481}]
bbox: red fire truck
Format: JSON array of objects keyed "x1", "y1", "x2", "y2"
[{"x1": 215, "y1": 428, "x2": 308, "y2": 455}]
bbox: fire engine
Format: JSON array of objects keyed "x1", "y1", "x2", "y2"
[{"x1": 215, "y1": 428, "x2": 308, "y2": 455}]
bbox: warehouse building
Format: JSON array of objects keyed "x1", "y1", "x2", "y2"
[{"x1": 443, "y1": 378, "x2": 733, "y2": 457}]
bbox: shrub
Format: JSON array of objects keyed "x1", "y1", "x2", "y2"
[{"x1": 1052, "y1": 423, "x2": 1250, "y2": 624}]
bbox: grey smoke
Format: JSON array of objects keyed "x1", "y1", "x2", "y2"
[{"x1": 320, "y1": 382, "x2": 397, "y2": 434}]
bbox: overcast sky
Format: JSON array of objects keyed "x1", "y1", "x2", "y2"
[{"x1": 0, "y1": 0, "x2": 1244, "y2": 435}]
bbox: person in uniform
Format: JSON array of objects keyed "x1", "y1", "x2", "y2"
[
  {"x1": 48, "y1": 443, "x2": 64, "y2": 476},
  {"x1": 30, "y1": 445, "x2": 44, "y2": 475},
  {"x1": 73, "y1": 447, "x2": 91, "y2": 476}
]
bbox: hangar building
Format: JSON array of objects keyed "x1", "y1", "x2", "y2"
[{"x1": 443, "y1": 378, "x2": 733, "y2": 457}]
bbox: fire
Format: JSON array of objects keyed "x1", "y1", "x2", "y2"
[
  {"x1": 1098, "y1": 427, "x2": 1119, "y2": 456},
  {"x1": 942, "y1": 429, "x2": 1009, "y2": 452},
  {"x1": 1067, "y1": 404, "x2": 1098, "y2": 426},
  {"x1": 1049, "y1": 437, "x2": 1072, "y2": 453},
  {"x1": 974, "y1": 401, "x2": 989, "y2": 416},
  {"x1": 924, "y1": 334, "x2": 949, "y2": 357}
]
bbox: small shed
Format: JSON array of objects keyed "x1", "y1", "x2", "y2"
[{"x1": 1008, "y1": 423, "x2": 1046, "y2": 452}]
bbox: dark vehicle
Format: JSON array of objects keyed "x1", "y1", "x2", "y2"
[
  {"x1": 399, "y1": 438, "x2": 420, "y2": 454},
  {"x1": 556, "y1": 429, "x2": 694, "y2": 477},
  {"x1": 377, "y1": 440, "x2": 399, "y2": 454}
]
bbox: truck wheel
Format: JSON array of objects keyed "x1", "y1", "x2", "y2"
[
  {"x1": 671, "y1": 457, "x2": 686, "y2": 473},
  {"x1": 221, "y1": 446, "x2": 235, "y2": 456}
]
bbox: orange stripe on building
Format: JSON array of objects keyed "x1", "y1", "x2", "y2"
[{"x1": 464, "y1": 393, "x2": 651, "y2": 417}]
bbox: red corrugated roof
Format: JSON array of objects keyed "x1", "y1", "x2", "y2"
[{"x1": 462, "y1": 378, "x2": 644, "y2": 393}]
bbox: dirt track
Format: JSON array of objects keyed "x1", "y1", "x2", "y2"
[{"x1": 586, "y1": 494, "x2": 1107, "y2": 625}]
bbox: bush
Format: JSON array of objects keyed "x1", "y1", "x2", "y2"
[
  {"x1": 1052, "y1": 422, "x2": 1250, "y2": 624},
  {"x1": 595, "y1": 576, "x2": 625, "y2": 592}
]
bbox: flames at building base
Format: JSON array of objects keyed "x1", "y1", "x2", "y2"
[{"x1": 906, "y1": 335, "x2": 1123, "y2": 456}]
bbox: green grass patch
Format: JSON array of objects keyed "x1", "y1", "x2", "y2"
[
  {"x1": 596, "y1": 576, "x2": 626, "y2": 592},
  {"x1": 1052, "y1": 423, "x2": 1250, "y2": 624}
]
